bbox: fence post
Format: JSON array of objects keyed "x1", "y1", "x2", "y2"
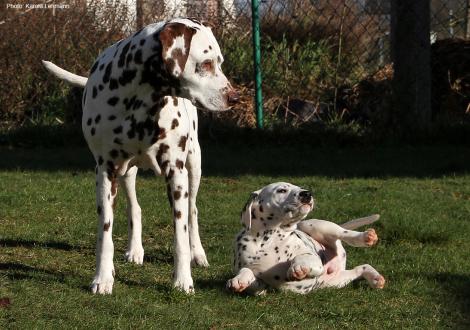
[
  {"x1": 136, "y1": 0, "x2": 143, "y2": 30},
  {"x1": 391, "y1": 0, "x2": 431, "y2": 131},
  {"x1": 251, "y1": 0, "x2": 263, "y2": 129}
]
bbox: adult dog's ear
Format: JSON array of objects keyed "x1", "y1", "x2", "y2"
[
  {"x1": 159, "y1": 23, "x2": 197, "y2": 78},
  {"x1": 241, "y1": 190, "x2": 261, "y2": 230}
]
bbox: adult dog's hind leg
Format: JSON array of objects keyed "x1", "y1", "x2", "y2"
[
  {"x1": 186, "y1": 141, "x2": 209, "y2": 267},
  {"x1": 91, "y1": 165, "x2": 118, "y2": 294},
  {"x1": 120, "y1": 166, "x2": 144, "y2": 265}
]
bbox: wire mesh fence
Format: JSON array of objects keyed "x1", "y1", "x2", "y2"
[{"x1": 0, "y1": 0, "x2": 469, "y2": 128}]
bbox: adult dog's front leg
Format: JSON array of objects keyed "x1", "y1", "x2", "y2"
[
  {"x1": 186, "y1": 140, "x2": 209, "y2": 267},
  {"x1": 166, "y1": 165, "x2": 193, "y2": 293},
  {"x1": 91, "y1": 166, "x2": 117, "y2": 294}
]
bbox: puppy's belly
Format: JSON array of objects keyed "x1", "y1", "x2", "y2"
[{"x1": 317, "y1": 242, "x2": 347, "y2": 280}]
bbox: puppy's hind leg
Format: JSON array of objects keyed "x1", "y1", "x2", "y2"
[
  {"x1": 120, "y1": 166, "x2": 144, "y2": 265},
  {"x1": 298, "y1": 219, "x2": 378, "y2": 248},
  {"x1": 321, "y1": 264, "x2": 385, "y2": 289}
]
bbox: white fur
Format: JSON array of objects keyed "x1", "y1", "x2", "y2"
[
  {"x1": 42, "y1": 18, "x2": 236, "y2": 294},
  {"x1": 227, "y1": 183, "x2": 385, "y2": 295}
]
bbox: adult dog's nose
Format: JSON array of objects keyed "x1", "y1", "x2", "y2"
[
  {"x1": 299, "y1": 190, "x2": 312, "y2": 204},
  {"x1": 227, "y1": 89, "x2": 240, "y2": 105}
]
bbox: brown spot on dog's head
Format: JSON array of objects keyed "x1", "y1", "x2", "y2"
[
  {"x1": 174, "y1": 210, "x2": 182, "y2": 219},
  {"x1": 159, "y1": 23, "x2": 197, "y2": 78},
  {"x1": 103, "y1": 222, "x2": 110, "y2": 231}
]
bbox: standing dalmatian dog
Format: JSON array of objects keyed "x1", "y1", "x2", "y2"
[
  {"x1": 227, "y1": 183, "x2": 385, "y2": 295},
  {"x1": 43, "y1": 18, "x2": 238, "y2": 294}
]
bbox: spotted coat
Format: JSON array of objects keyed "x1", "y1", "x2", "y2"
[
  {"x1": 227, "y1": 183, "x2": 386, "y2": 295},
  {"x1": 43, "y1": 17, "x2": 238, "y2": 295}
]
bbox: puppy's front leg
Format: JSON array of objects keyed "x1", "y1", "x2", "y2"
[
  {"x1": 227, "y1": 268, "x2": 266, "y2": 295},
  {"x1": 287, "y1": 253, "x2": 324, "y2": 281}
]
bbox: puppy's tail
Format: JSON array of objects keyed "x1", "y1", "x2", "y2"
[
  {"x1": 341, "y1": 214, "x2": 380, "y2": 230},
  {"x1": 41, "y1": 60, "x2": 88, "y2": 88}
]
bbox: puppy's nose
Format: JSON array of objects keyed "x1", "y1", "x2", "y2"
[
  {"x1": 299, "y1": 190, "x2": 312, "y2": 204},
  {"x1": 227, "y1": 89, "x2": 239, "y2": 105}
]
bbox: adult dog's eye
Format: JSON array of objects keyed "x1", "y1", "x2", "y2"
[{"x1": 276, "y1": 189, "x2": 287, "y2": 194}]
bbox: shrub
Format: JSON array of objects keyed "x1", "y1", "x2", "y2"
[{"x1": 0, "y1": 0, "x2": 130, "y2": 127}]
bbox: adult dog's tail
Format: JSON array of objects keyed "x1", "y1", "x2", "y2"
[
  {"x1": 341, "y1": 214, "x2": 380, "y2": 230},
  {"x1": 42, "y1": 60, "x2": 88, "y2": 88}
]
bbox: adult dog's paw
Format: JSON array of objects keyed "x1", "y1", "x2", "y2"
[
  {"x1": 191, "y1": 250, "x2": 209, "y2": 268},
  {"x1": 91, "y1": 274, "x2": 114, "y2": 295},
  {"x1": 125, "y1": 246, "x2": 144, "y2": 265},
  {"x1": 173, "y1": 276, "x2": 195, "y2": 294}
]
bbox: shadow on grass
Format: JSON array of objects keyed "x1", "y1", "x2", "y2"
[
  {"x1": 0, "y1": 238, "x2": 90, "y2": 252},
  {"x1": 0, "y1": 262, "x2": 77, "y2": 285},
  {"x1": 1, "y1": 125, "x2": 470, "y2": 177},
  {"x1": 429, "y1": 272, "x2": 470, "y2": 327},
  {"x1": 197, "y1": 276, "x2": 231, "y2": 293},
  {"x1": 0, "y1": 142, "x2": 469, "y2": 178}
]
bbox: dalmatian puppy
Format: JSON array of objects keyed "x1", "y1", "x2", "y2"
[
  {"x1": 227, "y1": 182, "x2": 385, "y2": 295},
  {"x1": 43, "y1": 18, "x2": 238, "y2": 294}
]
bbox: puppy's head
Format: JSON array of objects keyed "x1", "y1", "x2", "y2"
[
  {"x1": 159, "y1": 18, "x2": 238, "y2": 111},
  {"x1": 241, "y1": 182, "x2": 315, "y2": 232}
]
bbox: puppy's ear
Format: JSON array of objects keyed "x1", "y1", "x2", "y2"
[
  {"x1": 159, "y1": 23, "x2": 197, "y2": 78},
  {"x1": 241, "y1": 190, "x2": 261, "y2": 230}
]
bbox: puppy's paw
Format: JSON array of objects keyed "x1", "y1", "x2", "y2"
[
  {"x1": 287, "y1": 264, "x2": 311, "y2": 281},
  {"x1": 360, "y1": 265, "x2": 385, "y2": 289},
  {"x1": 370, "y1": 275, "x2": 385, "y2": 289},
  {"x1": 363, "y1": 228, "x2": 378, "y2": 246},
  {"x1": 226, "y1": 277, "x2": 250, "y2": 293}
]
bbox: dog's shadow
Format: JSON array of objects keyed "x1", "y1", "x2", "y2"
[
  {"x1": 0, "y1": 238, "x2": 88, "y2": 252},
  {"x1": 0, "y1": 238, "x2": 172, "y2": 293},
  {"x1": 427, "y1": 272, "x2": 470, "y2": 323}
]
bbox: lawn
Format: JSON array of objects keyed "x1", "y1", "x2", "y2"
[{"x1": 0, "y1": 142, "x2": 469, "y2": 329}]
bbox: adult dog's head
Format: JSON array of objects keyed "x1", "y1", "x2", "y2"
[
  {"x1": 158, "y1": 18, "x2": 238, "y2": 111},
  {"x1": 241, "y1": 182, "x2": 315, "y2": 232}
]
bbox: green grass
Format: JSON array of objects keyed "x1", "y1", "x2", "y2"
[{"x1": 1, "y1": 143, "x2": 470, "y2": 329}]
